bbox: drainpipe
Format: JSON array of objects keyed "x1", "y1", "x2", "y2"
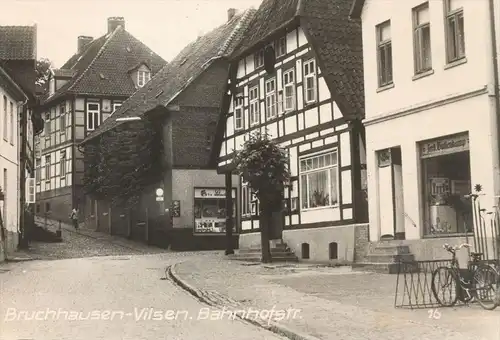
[{"x1": 488, "y1": 0, "x2": 500, "y2": 257}]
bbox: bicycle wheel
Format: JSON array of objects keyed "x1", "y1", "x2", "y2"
[
  {"x1": 473, "y1": 265, "x2": 499, "y2": 310},
  {"x1": 431, "y1": 267, "x2": 459, "y2": 307}
]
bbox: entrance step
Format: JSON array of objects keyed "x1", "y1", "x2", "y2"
[
  {"x1": 229, "y1": 242, "x2": 298, "y2": 263},
  {"x1": 352, "y1": 242, "x2": 417, "y2": 274}
]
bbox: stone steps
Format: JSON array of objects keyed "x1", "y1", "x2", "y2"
[
  {"x1": 352, "y1": 242, "x2": 417, "y2": 274},
  {"x1": 229, "y1": 242, "x2": 298, "y2": 263}
]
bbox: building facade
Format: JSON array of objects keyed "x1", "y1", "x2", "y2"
[
  {"x1": 35, "y1": 17, "x2": 166, "y2": 223},
  {"x1": 216, "y1": 0, "x2": 368, "y2": 262},
  {"x1": 80, "y1": 9, "x2": 255, "y2": 250},
  {"x1": 0, "y1": 25, "x2": 41, "y2": 259},
  {"x1": 350, "y1": 0, "x2": 500, "y2": 260}
]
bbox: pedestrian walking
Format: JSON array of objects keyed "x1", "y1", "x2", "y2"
[{"x1": 70, "y1": 208, "x2": 79, "y2": 230}]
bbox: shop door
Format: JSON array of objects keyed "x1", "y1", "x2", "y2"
[{"x1": 377, "y1": 147, "x2": 405, "y2": 240}]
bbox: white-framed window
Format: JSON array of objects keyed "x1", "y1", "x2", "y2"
[
  {"x1": 137, "y1": 70, "x2": 151, "y2": 87},
  {"x1": 444, "y1": 0, "x2": 465, "y2": 63},
  {"x1": 254, "y1": 49, "x2": 264, "y2": 68},
  {"x1": 249, "y1": 86, "x2": 259, "y2": 126},
  {"x1": 86, "y1": 102, "x2": 100, "y2": 131},
  {"x1": 113, "y1": 103, "x2": 122, "y2": 113},
  {"x1": 59, "y1": 103, "x2": 66, "y2": 135},
  {"x1": 233, "y1": 97, "x2": 244, "y2": 131},
  {"x1": 45, "y1": 155, "x2": 51, "y2": 181},
  {"x1": 303, "y1": 59, "x2": 317, "y2": 103},
  {"x1": 376, "y1": 20, "x2": 393, "y2": 87},
  {"x1": 9, "y1": 101, "x2": 13, "y2": 144},
  {"x1": 242, "y1": 183, "x2": 258, "y2": 216},
  {"x1": 413, "y1": 3, "x2": 432, "y2": 74},
  {"x1": 283, "y1": 69, "x2": 295, "y2": 112},
  {"x1": 35, "y1": 157, "x2": 41, "y2": 183},
  {"x1": 265, "y1": 78, "x2": 277, "y2": 119},
  {"x1": 60, "y1": 150, "x2": 66, "y2": 177},
  {"x1": 299, "y1": 150, "x2": 339, "y2": 210},
  {"x1": 275, "y1": 37, "x2": 286, "y2": 57}
]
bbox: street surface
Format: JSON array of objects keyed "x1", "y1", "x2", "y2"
[
  {"x1": 0, "y1": 223, "x2": 286, "y2": 340},
  {"x1": 0, "y1": 254, "x2": 286, "y2": 340}
]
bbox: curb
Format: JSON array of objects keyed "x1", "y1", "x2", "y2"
[
  {"x1": 5, "y1": 256, "x2": 35, "y2": 263},
  {"x1": 166, "y1": 263, "x2": 322, "y2": 340}
]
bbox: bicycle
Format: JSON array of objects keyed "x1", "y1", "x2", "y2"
[{"x1": 431, "y1": 243, "x2": 499, "y2": 310}]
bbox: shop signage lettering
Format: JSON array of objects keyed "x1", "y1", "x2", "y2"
[
  {"x1": 421, "y1": 134, "x2": 469, "y2": 158},
  {"x1": 194, "y1": 188, "x2": 236, "y2": 198}
]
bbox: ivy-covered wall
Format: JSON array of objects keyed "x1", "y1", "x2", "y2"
[{"x1": 82, "y1": 118, "x2": 164, "y2": 209}]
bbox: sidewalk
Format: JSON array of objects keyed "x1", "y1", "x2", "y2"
[
  {"x1": 172, "y1": 258, "x2": 500, "y2": 340},
  {"x1": 33, "y1": 216, "x2": 168, "y2": 254}
]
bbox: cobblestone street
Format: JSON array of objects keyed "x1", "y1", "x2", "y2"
[
  {"x1": 24, "y1": 217, "x2": 168, "y2": 260},
  {"x1": 173, "y1": 258, "x2": 500, "y2": 340}
]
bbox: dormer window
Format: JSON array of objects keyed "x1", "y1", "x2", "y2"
[
  {"x1": 137, "y1": 70, "x2": 151, "y2": 87},
  {"x1": 254, "y1": 49, "x2": 264, "y2": 68},
  {"x1": 49, "y1": 77, "x2": 55, "y2": 96}
]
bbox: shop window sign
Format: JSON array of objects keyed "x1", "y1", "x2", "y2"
[{"x1": 194, "y1": 187, "x2": 237, "y2": 234}]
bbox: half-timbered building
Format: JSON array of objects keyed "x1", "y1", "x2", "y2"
[{"x1": 214, "y1": 0, "x2": 369, "y2": 262}]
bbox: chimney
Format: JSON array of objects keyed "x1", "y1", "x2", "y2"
[
  {"x1": 107, "y1": 17, "x2": 125, "y2": 33},
  {"x1": 77, "y1": 36, "x2": 93, "y2": 54},
  {"x1": 227, "y1": 8, "x2": 237, "y2": 21}
]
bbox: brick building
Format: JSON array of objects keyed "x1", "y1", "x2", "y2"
[
  {"x1": 80, "y1": 9, "x2": 256, "y2": 250},
  {"x1": 35, "y1": 17, "x2": 166, "y2": 223}
]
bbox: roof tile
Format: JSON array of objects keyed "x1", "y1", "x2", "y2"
[
  {"x1": 81, "y1": 9, "x2": 256, "y2": 145},
  {"x1": 0, "y1": 26, "x2": 36, "y2": 60}
]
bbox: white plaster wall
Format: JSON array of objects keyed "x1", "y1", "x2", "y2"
[
  {"x1": 366, "y1": 94, "x2": 498, "y2": 241},
  {"x1": 361, "y1": 0, "x2": 492, "y2": 118}
]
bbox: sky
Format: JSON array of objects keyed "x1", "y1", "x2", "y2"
[{"x1": 2, "y1": 0, "x2": 263, "y2": 68}]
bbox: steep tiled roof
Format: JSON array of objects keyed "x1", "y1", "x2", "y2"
[
  {"x1": 0, "y1": 26, "x2": 36, "y2": 60},
  {"x1": 42, "y1": 26, "x2": 166, "y2": 105},
  {"x1": 231, "y1": 0, "x2": 364, "y2": 117},
  {"x1": 80, "y1": 9, "x2": 256, "y2": 145}
]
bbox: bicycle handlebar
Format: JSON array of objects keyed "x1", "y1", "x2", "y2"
[{"x1": 443, "y1": 243, "x2": 472, "y2": 253}]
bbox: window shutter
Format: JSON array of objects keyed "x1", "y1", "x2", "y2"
[{"x1": 26, "y1": 177, "x2": 36, "y2": 203}]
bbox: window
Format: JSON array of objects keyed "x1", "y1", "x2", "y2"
[
  {"x1": 249, "y1": 86, "x2": 259, "y2": 126},
  {"x1": 303, "y1": 59, "x2": 317, "y2": 103},
  {"x1": 242, "y1": 183, "x2": 258, "y2": 216},
  {"x1": 137, "y1": 71, "x2": 150, "y2": 87},
  {"x1": 275, "y1": 37, "x2": 286, "y2": 57},
  {"x1": 283, "y1": 69, "x2": 295, "y2": 112},
  {"x1": 376, "y1": 21, "x2": 393, "y2": 86},
  {"x1": 113, "y1": 103, "x2": 121, "y2": 113},
  {"x1": 35, "y1": 157, "x2": 41, "y2": 183},
  {"x1": 9, "y1": 101, "x2": 13, "y2": 144},
  {"x1": 44, "y1": 112, "x2": 51, "y2": 138},
  {"x1": 265, "y1": 78, "x2": 277, "y2": 119},
  {"x1": 254, "y1": 49, "x2": 264, "y2": 68},
  {"x1": 233, "y1": 97, "x2": 244, "y2": 130},
  {"x1": 60, "y1": 150, "x2": 66, "y2": 177},
  {"x1": 300, "y1": 150, "x2": 339, "y2": 210},
  {"x1": 86, "y1": 102, "x2": 100, "y2": 131},
  {"x1": 45, "y1": 155, "x2": 51, "y2": 181},
  {"x1": 59, "y1": 104, "x2": 66, "y2": 135},
  {"x1": 413, "y1": 3, "x2": 432, "y2": 74},
  {"x1": 444, "y1": 0, "x2": 465, "y2": 63},
  {"x1": 3, "y1": 96, "x2": 7, "y2": 141}
]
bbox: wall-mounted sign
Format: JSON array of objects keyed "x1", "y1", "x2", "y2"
[
  {"x1": 155, "y1": 187, "x2": 164, "y2": 202},
  {"x1": 171, "y1": 200, "x2": 180, "y2": 217},
  {"x1": 194, "y1": 188, "x2": 236, "y2": 198},
  {"x1": 420, "y1": 133, "x2": 469, "y2": 159},
  {"x1": 377, "y1": 149, "x2": 391, "y2": 168}
]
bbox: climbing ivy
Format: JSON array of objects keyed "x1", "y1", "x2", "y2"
[{"x1": 82, "y1": 119, "x2": 164, "y2": 209}]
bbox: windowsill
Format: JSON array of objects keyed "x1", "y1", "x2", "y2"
[
  {"x1": 423, "y1": 232, "x2": 473, "y2": 239},
  {"x1": 304, "y1": 101, "x2": 317, "y2": 107},
  {"x1": 412, "y1": 69, "x2": 434, "y2": 81},
  {"x1": 234, "y1": 127, "x2": 244, "y2": 132},
  {"x1": 249, "y1": 123, "x2": 259, "y2": 128},
  {"x1": 302, "y1": 205, "x2": 339, "y2": 212},
  {"x1": 376, "y1": 83, "x2": 395, "y2": 93},
  {"x1": 444, "y1": 57, "x2": 467, "y2": 70}
]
